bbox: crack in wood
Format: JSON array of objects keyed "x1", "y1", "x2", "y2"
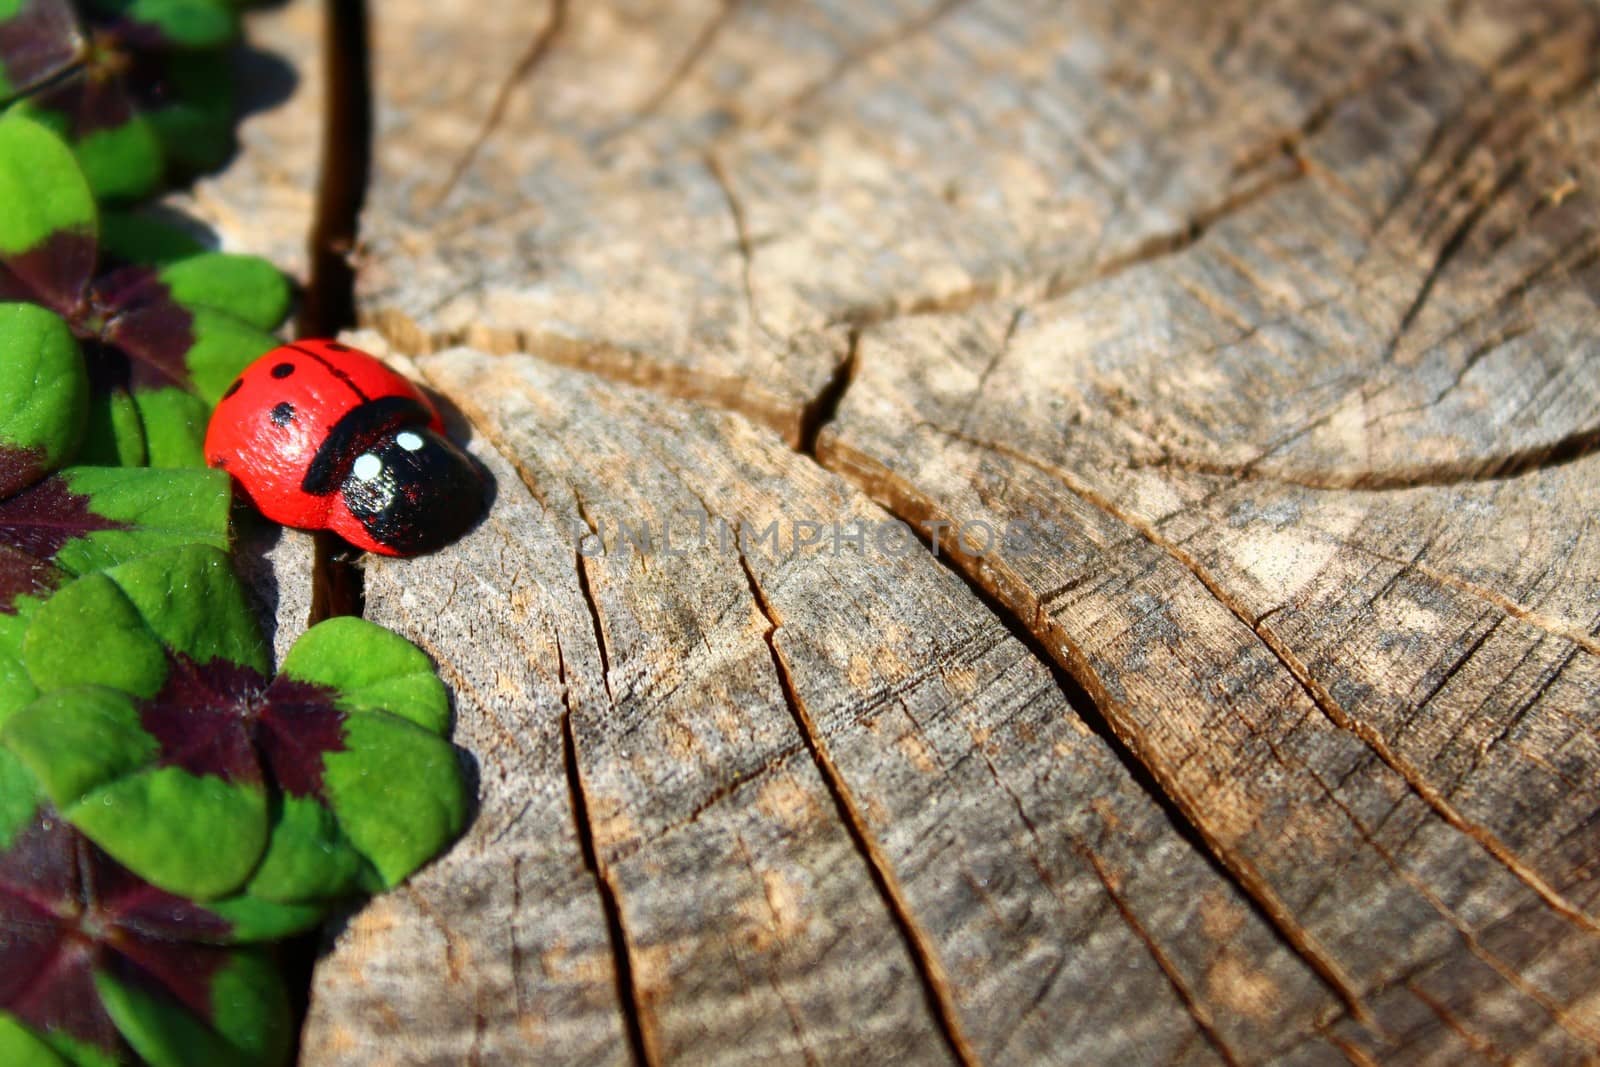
[
  {"x1": 570, "y1": 496, "x2": 615, "y2": 704},
  {"x1": 1407, "y1": 981, "x2": 1512, "y2": 1065},
  {"x1": 1077, "y1": 839, "x2": 1244, "y2": 1067},
  {"x1": 733, "y1": 546, "x2": 980, "y2": 1067},
  {"x1": 813, "y1": 433, "x2": 1377, "y2": 1027},
  {"x1": 369, "y1": 310, "x2": 827, "y2": 447},
  {"x1": 1134, "y1": 415, "x2": 1600, "y2": 490},
  {"x1": 1469, "y1": 645, "x2": 1584, "y2": 786},
  {"x1": 1292, "y1": 741, "x2": 1600, "y2": 1049},
  {"x1": 931, "y1": 426, "x2": 1600, "y2": 942},
  {"x1": 611, "y1": 0, "x2": 740, "y2": 133},
  {"x1": 829, "y1": 156, "x2": 1312, "y2": 333},
  {"x1": 302, "y1": 0, "x2": 375, "y2": 627},
  {"x1": 507, "y1": 853, "x2": 529, "y2": 1017},
  {"x1": 431, "y1": 0, "x2": 569, "y2": 209},
  {"x1": 798, "y1": 330, "x2": 859, "y2": 456},
  {"x1": 612, "y1": 741, "x2": 808, "y2": 865},
  {"x1": 301, "y1": 0, "x2": 374, "y2": 341},
  {"x1": 704, "y1": 149, "x2": 774, "y2": 344},
  {"x1": 1338, "y1": 544, "x2": 1600, "y2": 660},
  {"x1": 1230, "y1": 35, "x2": 1419, "y2": 187},
  {"x1": 962, "y1": 719, "x2": 1244, "y2": 1060},
  {"x1": 558, "y1": 640, "x2": 657, "y2": 1067},
  {"x1": 753, "y1": 0, "x2": 977, "y2": 130},
  {"x1": 953, "y1": 307, "x2": 1025, "y2": 436},
  {"x1": 1131, "y1": 502, "x2": 1596, "y2": 667},
  {"x1": 431, "y1": 411, "x2": 656, "y2": 1065},
  {"x1": 1378, "y1": 157, "x2": 1529, "y2": 367},
  {"x1": 1409, "y1": 616, "x2": 1507, "y2": 715}
]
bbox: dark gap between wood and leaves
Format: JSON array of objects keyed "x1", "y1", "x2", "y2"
[
  {"x1": 281, "y1": 0, "x2": 374, "y2": 1052},
  {"x1": 302, "y1": 0, "x2": 374, "y2": 628}
]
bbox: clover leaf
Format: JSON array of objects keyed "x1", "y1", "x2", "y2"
[
  {"x1": 3, "y1": 545, "x2": 470, "y2": 905},
  {"x1": 0, "y1": 298, "x2": 231, "y2": 725},
  {"x1": 0, "y1": 0, "x2": 81, "y2": 103},
  {"x1": 0, "y1": 806, "x2": 293, "y2": 1067},
  {"x1": 1, "y1": 0, "x2": 241, "y2": 199},
  {"x1": 0, "y1": 302, "x2": 86, "y2": 497},
  {"x1": 0, "y1": 114, "x2": 288, "y2": 467}
]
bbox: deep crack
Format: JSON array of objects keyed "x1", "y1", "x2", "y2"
[{"x1": 734, "y1": 547, "x2": 980, "y2": 1067}]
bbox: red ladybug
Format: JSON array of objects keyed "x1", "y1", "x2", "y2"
[{"x1": 205, "y1": 339, "x2": 484, "y2": 556}]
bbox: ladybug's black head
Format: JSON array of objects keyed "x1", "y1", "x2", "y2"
[{"x1": 339, "y1": 426, "x2": 485, "y2": 555}]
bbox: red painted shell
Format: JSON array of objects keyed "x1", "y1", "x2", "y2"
[{"x1": 204, "y1": 340, "x2": 482, "y2": 556}]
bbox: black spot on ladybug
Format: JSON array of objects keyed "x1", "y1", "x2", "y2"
[
  {"x1": 270, "y1": 402, "x2": 296, "y2": 426},
  {"x1": 271, "y1": 362, "x2": 296, "y2": 379},
  {"x1": 223, "y1": 378, "x2": 244, "y2": 398}
]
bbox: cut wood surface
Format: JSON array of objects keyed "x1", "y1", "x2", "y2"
[{"x1": 208, "y1": 1, "x2": 1600, "y2": 1063}]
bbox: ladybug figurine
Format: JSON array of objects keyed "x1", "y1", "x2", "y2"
[{"x1": 205, "y1": 340, "x2": 485, "y2": 556}]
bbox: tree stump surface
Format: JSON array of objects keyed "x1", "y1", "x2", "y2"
[{"x1": 213, "y1": 2, "x2": 1600, "y2": 1063}]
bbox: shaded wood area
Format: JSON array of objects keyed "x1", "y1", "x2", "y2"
[{"x1": 217, "y1": 1, "x2": 1600, "y2": 1062}]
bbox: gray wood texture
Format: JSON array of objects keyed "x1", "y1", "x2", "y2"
[{"x1": 208, "y1": 1, "x2": 1600, "y2": 1063}]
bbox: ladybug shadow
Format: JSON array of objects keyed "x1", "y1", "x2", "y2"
[{"x1": 229, "y1": 504, "x2": 301, "y2": 661}]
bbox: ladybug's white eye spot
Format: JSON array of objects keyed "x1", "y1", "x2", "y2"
[
  {"x1": 353, "y1": 453, "x2": 383, "y2": 481},
  {"x1": 396, "y1": 431, "x2": 424, "y2": 452}
]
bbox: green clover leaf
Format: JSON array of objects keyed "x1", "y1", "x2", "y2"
[
  {"x1": 4, "y1": 546, "x2": 469, "y2": 905},
  {"x1": 0, "y1": 302, "x2": 87, "y2": 496}
]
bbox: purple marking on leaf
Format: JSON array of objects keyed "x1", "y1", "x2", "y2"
[
  {"x1": 1, "y1": 231, "x2": 203, "y2": 402},
  {"x1": 114, "y1": 39, "x2": 184, "y2": 106},
  {"x1": 137, "y1": 655, "x2": 349, "y2": 801},
  {"x1": 89, "y1": 262, "x2": 163, "y2": 309},
  {"x1": 0, "y1": 473, "x2": 123, "y2": 565},
  {"x1": 0, "y1": 260, "x2": 39, "y2": 303},
  {"x1": 27, "y1": 57, "x2": 138, "y2": 139},
  {"x1": 96, "y1": 270, "x2": 198, "y2": 394},
  {"x1": 0, "y1": 542, "x2": 64, "y2": 615},
  {"x1": 0, "y1": 811, "x2": 233, "y2": 1056},
  {"x1": 0, "y1": 441, "x2": 48, "y2": 499},
  {"x1": 139, "y1": 655, "x2": 269, "y2": 789},
  {"x1": 0, "y1": 227, "x2": 96, "y2": 317},
  {"x1": 0, "y1": 0, "x2": 81, "y2": 99},
  {"x1": 258, "y1": 677, "x2": 350, "y2": 799},
  {"x1": 95, "y1": 14, "x2": 178, "y2": 54}
]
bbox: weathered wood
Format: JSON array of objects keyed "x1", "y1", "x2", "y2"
[
  {"x1": 302, "y1": 337, "x2": 1355, "y2": 1064},
  {"x1": 299, "y1": 382, "x2": 630, "y2": 1066},
  {"x1": 814, "y1": 7, "x2": 1600, "y2": 1059},
  {"x1": 194, "y1": 0, "x2": 1600, "y2": 1061}
]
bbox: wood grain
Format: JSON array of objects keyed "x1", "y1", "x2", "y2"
[
  {"x1": 195, "y1": 0, "x2": 1600, "y2": 1061},
  {"x1": 299, "y1": 338, "x2": 1361, "y2": 1064}
]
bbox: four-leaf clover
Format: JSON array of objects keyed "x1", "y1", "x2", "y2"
[{"x1": 5, "y1": 546, "x2": 469, "y2": 904}]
